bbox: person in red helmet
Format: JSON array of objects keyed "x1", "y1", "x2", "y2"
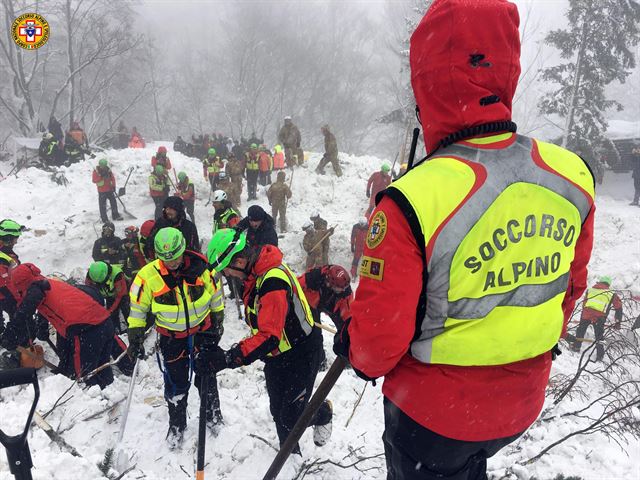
[
  {"x1": 151, "y1": 146, "x2": 172, "y2": 172},
  {"x1": 333, "y1": 1, "x2": 595, "y2": 478},
  {"x1": 1, "y1": 264, "x2": 116, "y2": 389}
]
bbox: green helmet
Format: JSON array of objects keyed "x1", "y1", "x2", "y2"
[
  {"x1": 154, "y1": 227, "x2": 186, "y2": 261},
  {"x1": 207, "y1": 229, "x2": 247, "y2": 271},
  {"x1": 88, "y1": 261, "x2": 109, "y2": 283},
  {"x1": 250, "y1": 143, "x2": 258, "y2": 150},
  {"x1": 0, "y1": 219, "x2": 24, "y2": 237},
  {"x1": 155, "y1": 164, "x2": 165, "y2": 175},
  {"x1": 98, "y1": 158, "x2": 108, "y2": 168},
  {"x1": 178, "y1": 171, "x2": 187, "y2": 182},
  {"x1": 381, "y1": 163, "x2": 391, "y2": 172},
  {"x1": 208, "y1": 147, "x2": 216, "y2": 156},
  {"x1": 599, "y1": 275, "x2": 612, "y2": 286}
]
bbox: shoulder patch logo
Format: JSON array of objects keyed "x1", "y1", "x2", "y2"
[
  {"x1": 359, "y1": 256, "x2": 385, "y2": 281},
  {"x1": 12, "y1": 13, "x2": 50, "y2": 50},
  {"x1": 366, "y1": 211, "x2": 387, "y2": 249}
]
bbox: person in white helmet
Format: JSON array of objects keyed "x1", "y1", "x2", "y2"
[{"x1": 211, "y1": 190, "x2": 240, "y2": 234}]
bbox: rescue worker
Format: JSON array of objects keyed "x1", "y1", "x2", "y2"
[
  {"x1": 122, "y1": 226, "x2": 147, "y2": 279},
  {"x1": 245, "y1": 144, "x2": 260, "y2": 200},
  {"x1": 38, "y1": 132, "x2": 65, "y2": 166},
  {"x1": 176, "y1": 171, "x2": 196, "y2": 223},
  {"x1": 310, "y1": 212, "x2": 333, "y2": 265},
  {"x1": 149, "y1": 164, "x2": 170, "y2": 219},
  {"x1": 366, "y1": 163, "x2": 392, "y2": 217},
  {"x1": 139, "y1": 220, "x2": 156, "y2": 262},
  {"x1": 92, "y1": 222, "x2": 124, "y2": 265},
  {"x1": 203, "y1": 229, "x2": 333, "y2": 451},
  {"x1": 203, "y1": 148, "x2": 223, "y2": 191},
  {"x1": 272, "y1": 144, "x2": 286, "y2": 170},
  {"x1": 2, "y1": 263, "x2": 116, "y2": 389},
  {"x1": 302, "y1": 221, "x2": 323, "y2": 269},
  {"x1": 277, "y1": 116, "x2": 302, "y2": 168},
  {"x1": 235, "y1": 205, "x2": 278, "y2": 249},
  {"x1": 86, "y1": 261, "x2": 130, "y2": 334},
  {"x1": 258, "y1": 145, "x2": 273, "y2": 186},
  {"x1": 126, "y1": 228, "x2": 225, "y2": 447},
  {"x1": 115, "y1": 121, "x2": 128, "y2": 149},
  {"x1": 145, "y1": 196, "x2": 200, "y2": 258},
  {"x1": 212, "y1": 190, "x2": 241, "y2": 234},
  {"x1": 267, "y1": 171, "x2": 292, "y2": 233},
  {"x1": 64, "y1": 134, "x2": 88, "y2": 164},
  {"x1": 571, "y1": 276, "x2": 623, "y2": 361},
  {"x1": 174, "y1": 135, "x2": 188, "y2": 155},
  {"x1": 92, "y1": 158, "x2": 123, "y2": 223},
  {"x1": 316, "y1": 124, "x2": 342, "y2": 177},
  {"x1": 350, "y1": 218, "x2": 368, "y2": 278},
  {"x1": 67, "y1": 121, "x2": 89, "y2": 150},
  {"x1": 216, "y1": 172, "x2": 236, "y2": 207},
  {"x1": 0, "y1": 220, "x2": 23, "y2": 331},
  {"x1": 48, "y1": 115, "x2": 64, "y2": 143},
  {"x1": 333, "y1": 1, "x2": 596, "y2": 478},
  {"x1": 225, "y1": 152, "x2": 245, "y2": 207},
  {"x1": 128, "y1": 127, "x2": 145, "y2": 148},
  {"x1": 151, "y1": 146, "x2": 172, "y2": 172}
]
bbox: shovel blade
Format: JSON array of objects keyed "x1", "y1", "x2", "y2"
[
  {"x1": 114, "y1": 445, "x2": 130, "y2": 473},
  {"x1": 118, "y1": 187, "x2": 126, "y2": 196}
]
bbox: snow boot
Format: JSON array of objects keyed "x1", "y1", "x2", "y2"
[
  {"x1": 166, "y1": 425, "x2": 185, "y2": 450},
  {"x1": 313, "y1": 400, "x2": 333, "y2": 447},
  {"x1": 113, "y1": 214, "x2": 124, "y2": 221}
]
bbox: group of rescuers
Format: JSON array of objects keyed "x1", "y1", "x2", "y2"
[{"x1": 5, "y1": 0, "x2": 640, "y2": 478}]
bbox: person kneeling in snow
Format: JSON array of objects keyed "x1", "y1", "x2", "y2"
[{"x1": 1, "y1": 263, "x2": 116, "y2": 389}]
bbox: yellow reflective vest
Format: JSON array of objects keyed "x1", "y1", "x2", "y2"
[
  {"x1": 388, "y1": 133, "x2": 595, "y2": 366},
  {"x1": 584, "y1": 287, "x2": 614, "y2": 313},
  {"x1": 127, "y1": 254, "x2": 224, "y2": 333},
  {"x1": 247, "y1": 263, "x2": 314, "y2": 356}
]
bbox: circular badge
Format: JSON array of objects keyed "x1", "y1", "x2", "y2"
[
  {"x1": 12, "y1": 13, "x2": 50, "y2": 50},
  {"x1": 366, "y1": 211, "x2": 387, "y2": 249}
]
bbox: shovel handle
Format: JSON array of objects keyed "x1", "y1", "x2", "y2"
[{"x1": 0, "y1": 368, "x2": 37, "y2": 390}]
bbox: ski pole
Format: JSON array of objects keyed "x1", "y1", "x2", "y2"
[
  {"x1": 114, "y1": 359, "x2": 140, "y2": 473},
  {"x1": 196, "y1": 372, "x2": 209, "y2": 480},
  {"x1": 262, "y1": 356, "x2": 347, "y2": 480}
]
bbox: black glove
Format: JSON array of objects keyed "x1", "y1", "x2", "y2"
[
  {"x1": 127, "y1": 327, "x2": 145, "y2": 359},
  {"x1": 1, "y1": 322, "x2": 28, "y2": 351},
  {"x1": 210, "y1": 311, "x2": 225, "y2": 344},
  {"x1": 35, "y1": 314, "x2": 50, "y2": 341},
  {"x1": 333, "y1": 319, "x2": 378, "y2": 384},
  {"x1": 197, "y1": 344, "x2": 230, "y2": 373}
]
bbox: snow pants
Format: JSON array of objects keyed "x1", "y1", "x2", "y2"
[
  {"x1": 259, "y1": 171, "x2": 272, "y2": 186},
  {"x1": 98, "y1": 191, "x2": 120, "y2": 223},
  {"x1": 263, "y1": 330, "x2": 331, "y2": 452},
  {"x1": 246, "y1": 170, "x2": 259, "y2": 200},
  {"x1": 271, "y1": 202, "x2": 287, "y2": 232},
  {"x1": 56, "y1": 320, "x2": 115, "y2": 389},
  {"x1": 316, "y1": 154, "x2": 342, "y2": 177},
  {"x1": 573, "y1": 316, "x2": 606, "y2": 361},
  {"x1": 159, "y1": 328, "x2": 222, "y2": 431},
  {"x1": 383, "y1": 398, "x2": 523, "y2": 480}
]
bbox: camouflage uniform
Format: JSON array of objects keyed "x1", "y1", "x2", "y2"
[
  {"x1": 217, "y1": 175, "x2": 237, "y2": 208},
  {"x1": 225, "y1": 156, "x2": 245, "y2": 207},
  {"x1": 311, "y1": 215, "x2": 332, "y2": 265},
  {"x1": 303, "y1": 228, "x2": 323, "y2": 269},
  {"x1": 316, "y1": 125, "x2": 342, "y2": 177},
  {"x1": 267, "y1": 171, "x2": 292, "y2": 232},
  {"x1": 277, "y1": 120, "x2": 302, "y2": 168}
]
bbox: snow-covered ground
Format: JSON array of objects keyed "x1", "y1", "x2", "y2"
[{"x1": 0, "y1": 145, "x2": 639, "y2": 479}]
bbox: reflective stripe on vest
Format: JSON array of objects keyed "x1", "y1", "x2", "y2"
[
  {"x1": 584, "y1": 288, "x2": 614, "y2": 313},
  {"x1": 206, "y1": 158, "x2": 221, "y2": 174},
  {"x1": 249, "y1": 263, "x2": 314, "y2": 356},
  {"x1": 212, "y1": 208, "x2": 238, "y2": 234},
  {"x1": 0, "y1": 251, "x2": 16, "y2": 267},
  {"x1": 131, "y1": 260, "x2": 213, "y2": 332},
  {"x1": 99, "y1": 265, "x2": 123, "y2": 298},
  {"x1": 389, "y1": 134, "x2": 594, "y2": 366},
  {"x1": 246, "y1": 157, "x2": 259, "y2": 170}
]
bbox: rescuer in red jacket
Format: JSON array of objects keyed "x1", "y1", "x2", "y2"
[
  {"x1": 92, "y1": 158, "x2": 123, "y2": 223},
  {"x1": 2, "y1": 263, "x2": 116, "y2": 388},
  {"x1": 366, "y1": 164, "x2": 392, "y2": 217},
  {"x1": 334, "y1": 1, "x2": 596, "y2": 478},
  {"x1": 299, "y1": 265, "x2": 353, "y2": 333}
]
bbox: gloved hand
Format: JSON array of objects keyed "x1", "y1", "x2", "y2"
[
  {"x1": 127, "y1": 327, "x2": 145, "y2": 359},
  {"x1": 333, "y1": 319, "x2": 378, "y2": 384},
  {"x1": 196, "y1": 344, "x2": 229, "y2": 373},
  {"x1": 34, "y1": 314, "x2": 50, "y2": 341}
]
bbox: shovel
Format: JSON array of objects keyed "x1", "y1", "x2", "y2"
[
  {"x1": 114, "y1": 359, "x2": 140, "y2": 473},
  {"x1": 0, "y1": 368, "x2": 40, "y2": 480},
  {"x1": 118, "y1": 167, "x2": 135, "y2": 196}
]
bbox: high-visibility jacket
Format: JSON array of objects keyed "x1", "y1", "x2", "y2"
[
  {"x1": 177, "y1": 180, "x2": 195, "y2": 202},
  {"x1": 388, "y1": 134, "x2": 595, "y2": 366},
  {"x1": 246, "y1": 262, "x2": 314, "y2": 356},
  {"x1": 245, "y1": 153, "x2": 259, "y2": 171},
  {"x1": 584, "y1": 287, "x2": 614, "y2": 313},
  {"x1": 212, "y1": 206, "x2": 240, "y2": 234},
  {"x1": 95, "y1": 265, "x2": 125, "y2": 299},
  {"x1": 127, "y1": 251, "x2": 224, "y2": 336},
  {"x1": 92, "y1": 169, "x2": 116, "y2": 193},
  {"x1": 149, "y1": 173, "x2": 169, "y2": 197},
  {"x1": 203, "y1": 157, "x2": 223, "y2": 178},
  {"x1": 580, "y1": 282, "x2": 623, "y2": 323},
  {"x1": 272, "y1": 152, "x2": 285, "y2": 169},
  {"x1": 258, "y1": 152, "x2": 273, "y2": 172}
]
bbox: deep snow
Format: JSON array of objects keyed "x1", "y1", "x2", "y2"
[{"x1": 0, "y1": 144, "x2": 639, "y2": 479}]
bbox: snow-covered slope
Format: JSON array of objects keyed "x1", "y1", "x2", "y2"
[{"x1": 0, "y1": 146, "x2": 639, "y2": 479}]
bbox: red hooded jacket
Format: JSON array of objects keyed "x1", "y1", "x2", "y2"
[
  {"x1": 348, "y1": 0, "x2": 595, "y2": 442},
  {"x1": 366, "y1": 171, "x2": 391, "y2": 204},
  {"x1": 92, "y1": 168, "x2": 116, "y2": 193},
  {"x1": 350, "y1": 223, "x2": 367, "y2": 259},
  {"x1": 9, "y1": 263, "x2": 109, "y2": 338}
]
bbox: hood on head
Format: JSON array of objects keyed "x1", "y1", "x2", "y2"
[
  {"x1": 10, "y1": 263, "x2": 44, "y2": 299},
  {"x1": 252, "y1": 245, "x2": 284, "y2": 276},
  {"x1": 163, "y1": 196, "x2": 185, "y2": 220},
  {"x1": 410, "y1": 0, "x2": 520, "y2": 154}
]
